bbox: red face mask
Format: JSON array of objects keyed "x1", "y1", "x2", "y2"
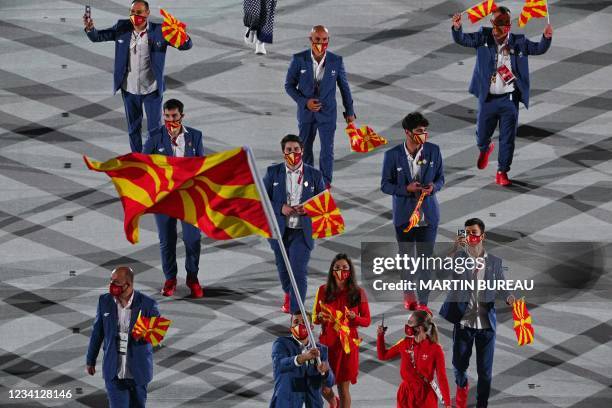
[
  {"x1": 312, "y1": 42, "x2": 328, "y2": 55},
  {"x1": 165, "y1": 120, "x2": 181, "y2": 133},
  {"x1": 284, "y1": 152, "x2": 302, "y2": 167},
  {"x1": 334, "y1": 269, "x2": 351, "y2": 281},
  {"x1": 130, "y1": 14, "x2": 147, "y2": 27},
  {"x1": 410, "y1": 131, "x2": 428, "y2": 145},
  {"x1": 467, "y1": 234, "x2": 483, "y2": 246},
  {"x1": 291, "y1": 323, "x2": 309, "y2": 340},
  {"x1": 109, "y1": 282, "x2": 125, "y2": 297},
  {"x1": 404, "y1": 324, "x2": 416, "y2": 337}
]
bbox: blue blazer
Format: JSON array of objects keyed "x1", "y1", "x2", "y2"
[
  {"x1": 270, "y1": 336, "x2": 335, "y2": 408},
  {"x1": 86, "y1": 291, "x2": 160, "y2": 385},
  {"x1": 381, "y1": 143, "x2": 445, "y2": 228},
  {"x1": 284, "y1": 50, "x2": 355, "y2": 124},
  {"x1": 451, "y1": 26, "x2": 551, "y2": 108},
  {"x1": 263, "y1": 163, "x2": 326, "y2": 250},
  {"x1": 439, "y1": 252, "x2": 513, "y2": 330},
  {"x1": 143, "y1": 125, "x2": 204, "y2": 157},
  {"x1": 86, "y1": 20, "x2": 193, "y2": 94}
]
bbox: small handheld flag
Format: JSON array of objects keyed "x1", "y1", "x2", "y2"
[
  {"x1": 302, "y1": 189, "x2": 345, "y2": 239},
  {"x1": 345, "y1": 123, "x2": 388, "y2": 153},
  {"x1": 512, "y1": 298, "x2": 534, "y2": 346},
  {"x1": 465, "y1": 0, "x2": 498, "y2": 24},
  {"x1": 518, "y1": 0, "x2": 549, "y2": 28},
  {"x1": 402, "y1": 192, "x2": 426, "y2": 233},
  {"x1": 160, "y1": 9, "x2": 188, "y2": 48},
  {"x1": 132, "y1": 311, "x2": 172, "y2": 347}
]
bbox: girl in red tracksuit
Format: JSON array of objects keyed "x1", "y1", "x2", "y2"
[
  {"x1": 313, "y1": 253, "x2": 371, "y2": 408},
  {"x1": 377, "y1": 309, "x2": 451, "y2": 408}
]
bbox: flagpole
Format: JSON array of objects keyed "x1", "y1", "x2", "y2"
[
  {"x1": 546, "y1": 0, "x2": 550, "y2": 24},
  {"x1": 245, "y1": 147, "x2": 321, "y2": 364}
]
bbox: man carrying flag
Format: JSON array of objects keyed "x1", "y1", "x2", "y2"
[
  {"x1": 86, "y1": 266, "x2": 160, "y2": 408},
  {"x1": 452, "y1": 5, "x2": 553, "y2": 186},
  {"x1": 440, "y1": 218, "x2": 516, "y2": 408},
  {"x1": 143, "y1": 99, "x2": 205, "y2": 298},
  {"x1": 263, "y1": 134, "x2": 325, "y2": 313},
  {"x1": 381, "y1": 112, "x2": 444, "y2": 309}
]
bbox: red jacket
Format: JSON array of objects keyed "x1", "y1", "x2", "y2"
[{"x1": 377, "y1": 333, "x2": 451, "y2": 407}]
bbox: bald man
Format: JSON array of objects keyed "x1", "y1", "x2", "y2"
[
  {"x1": 285, "y1": 25, "x2": 355, "y2": 187},
  {"x1": 86, "y1": 267, "x2": 160, "y2": 408}
]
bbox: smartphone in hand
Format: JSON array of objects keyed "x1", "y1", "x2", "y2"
[{"x1": 85, "y1": 5, "x2": 91, "y2": 21}]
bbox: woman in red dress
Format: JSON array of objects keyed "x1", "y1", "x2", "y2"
[
  {"x1": 377, "y1": 308, "x2": 451, "y2": 408},
  {"x1": 313, "y1": 253, "x2": 371, "y2": 408}
]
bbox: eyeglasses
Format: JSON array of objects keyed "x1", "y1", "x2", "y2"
[{"x1": 333, "y1": 266, "x2": 350, "y2": 271}]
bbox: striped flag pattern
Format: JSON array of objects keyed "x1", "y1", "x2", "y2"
[{"x1": 84, "y1": 148, "x2": 273, "y2": 244}]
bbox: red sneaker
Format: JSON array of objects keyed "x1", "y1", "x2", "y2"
[
  {"x1": 162, "y1": 278, "x2": 177, "y2": 297},
  {"x1": 186, "y1": 277, "x2": 204, "y2": 298},
  {"x1": 281, "y1": 293, "x2": 291, "y2": 314},
  {"x1": 477, "y1": 143, "x2": 495, "y2": 170},
  {"x1": 495, "y1": 171, "x2": 512, "y2": 186}
]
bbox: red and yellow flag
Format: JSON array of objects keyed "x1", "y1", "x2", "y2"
[
  {"x1": 402, "y1": 192, "x2": 426, "y2": 233},
  {"x1": 466, "y1": 0, "x2": 498, "y2": 24},
  {"x1": 84, "y1": 148, "x2": 273, "y2": 244},
  {"x1": 345, "y1": 122, "x2": 388, "y2": 153},
  {"x1": 518, "y1": 0, "x2": 548, "y2": 28},
  {"x1": 160, "y1": 9, "x2": 188, "y2": 48},
  {"x1": 513, "y1": 298, "x2": 534, "y2": 346},
  {"x1": 302, "y1": 189, "x2": 345, "y2": 239},
  {"x1": 132, "y1": 311, "x2": 172, "y2": 347},
  {"x1": 318, "y1": 301, "x2": 361, "y2": 354}
]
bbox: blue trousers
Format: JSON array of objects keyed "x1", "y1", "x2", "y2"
[
  {"x1": 299, "y1": 121, "x2": 337, "y2": 186},
  {"x1": 106, "y1": 378, "x2": 147, "y2": 408},
  {"x1": 154, "y1": 214, "x2": 201, "y2": 280},
  {"x1": 121, "y1": 89, "x2": 163, "y2": 153},
  {"x1": 476, "y1": 93, "x2": 519, "y2": 173},
  {"x1": 452, "y1": 324, "x2": 496, "y2": 408},
  {"x1": 395, "y1": 224, "x2": 437, "y2": 305},
  {"x1": 269, "y1": 228, "x2": 311, "y2": 313}
]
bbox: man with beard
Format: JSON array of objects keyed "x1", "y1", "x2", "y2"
[{"x1": 451, "y1": 7, "x2": 552, "y2": 186}]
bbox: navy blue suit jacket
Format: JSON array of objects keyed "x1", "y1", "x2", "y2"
[
  {"x1": 143, "y1": 125, "x2": 204, "y2": 157},
  {"x1": 452, "y1": 26, "x2": 551, "y2": 108},
  {"x1": 270, "y1": 336, "x2": 334, "y2": 408},
  {"x1": 284, "y1": 50, "x2": 354, "y2": 124},
  {"x1": 263, "y1": 163, "x2": 326, "y2": 250},
  {"x1": 439, "y1": 252, "x2": 513, "y2": 330},
  {"x1": 381, "y1": 143, "x2": 445, "y2": 228},
  {"x1": 86, "y1": 20, "x2": 193, "y2": 94},
  {"x1": 86, "y1": 291, "x2": 160, "y2": 385}
]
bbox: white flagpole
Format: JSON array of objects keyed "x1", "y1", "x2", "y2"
[
  {"x1": 245, "y1": 147, "x2": 321, "y2": 363},
  {"x1": 546, "y1": 0, "x2": 550, "y2": 24}
]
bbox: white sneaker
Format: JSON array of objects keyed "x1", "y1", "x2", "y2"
[
  {"x1": 244, "y1": 28, "x2": 255, "y2": 46},
  {"x1": 255, "y1": 40, "x2": 266, "y2": 55}
]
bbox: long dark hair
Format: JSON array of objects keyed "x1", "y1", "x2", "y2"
[{"x1": 325, "y1": 253, "x2": 361, "y2": 308}]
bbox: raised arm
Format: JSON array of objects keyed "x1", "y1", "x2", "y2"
[
  {"x1": 85, "y1": 20, "x2": 118, "y2": 43},
  {"x1": 451, "y1": 13, "x2": 484, "y2": 49},
  {"x1": 525, "y1": 33, "x2": 552, "y2": 56},
  {"x1": 377, "y1": 331, "x2": 404, "y2": 361},
  {"x1": 272, "y1": 340, "x2": 303, "y2": 374}
]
